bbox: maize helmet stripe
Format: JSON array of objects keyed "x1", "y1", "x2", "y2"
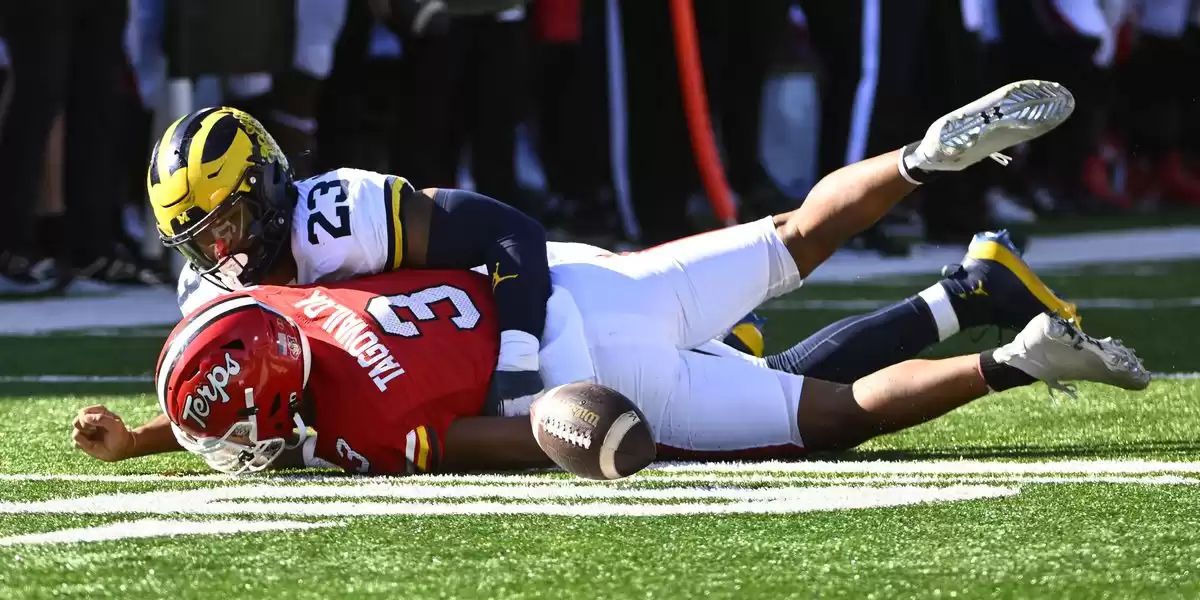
[
  {"x1": 148, "y1": 108, "x2": 214, "y2": 210},
  {"x1": 161, "y1": 107, "x2": 220, "y2": 184},
  {"x1": 184, "y1": 110, "x2": 244, "y2": 203}
]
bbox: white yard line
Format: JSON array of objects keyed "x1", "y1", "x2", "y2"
[
  {"x1": 0, "y1": 375, "x2": 153, "y2": 384},
  {"x1": 764, "y1": 297, "x2": 1200, "y2": 311},
  {"x1": 0, "y1": 485, "x2": 1016, "y2": 546},
  {"x1": 1150, "y1": 372, "x2": 1200, "y2": 379},
  {"x1": 4, "y1": 462, "x2": 1195, "y2": 545},
  {"x1": 0, "y1": 484, "x2": 1020, "y2": 520},
  {"x1": 654, "y1": 459, "x2": 1200, "y2": 474},
  {"x1": 8, "y1": 473, "x2": 1179, "y2": 485},
  {"x1": 0, "y1": 519, "x2": 338, "y2": 547},
  {"x1": 640, "y1": 474, "x2": 1199, "y2": 485},
  {"x1": 0, "y1": 473, "x2": 248, "y2": 482},
  {"x1": 6, "y1": 460, "x2": 1200, "y2": 484}
]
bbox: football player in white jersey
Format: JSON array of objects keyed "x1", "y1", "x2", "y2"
[
  {"x1": 76, "y1": 80, "x2": 1149, "y2": 469},
  {"x1": 148, "y1": 106, "x2": 553, "y2": 408}
]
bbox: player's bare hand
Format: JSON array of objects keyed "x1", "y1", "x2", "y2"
[{"x1": 72, "y1": 405, "x2": 135, "y2": 462}]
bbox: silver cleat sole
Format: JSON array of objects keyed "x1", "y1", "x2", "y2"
[
  {"x1": 997, "y1": 313, "x2": 1150, "y2": 395},
  {"x1": 1042, "y1": 314, "x2": 1148, "y2": 391},
  {"x1": 922, "y1": 80, "x2": 1076, "y2": 169}
]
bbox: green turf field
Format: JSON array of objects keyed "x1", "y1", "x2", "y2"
[{"x1": 1, "y1": 258, "x2": 1198, "y2": 599}]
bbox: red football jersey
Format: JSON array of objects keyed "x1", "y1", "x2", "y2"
[{"x1": 249, "y1": 269, "x2": 499, "y2": 474}]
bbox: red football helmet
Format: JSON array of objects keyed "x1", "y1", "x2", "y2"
[{"x1": 156, "y1": 294, "x2": 311, "y2": 473}]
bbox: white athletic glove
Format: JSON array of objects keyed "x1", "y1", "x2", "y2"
[{"x1": 487, "y1": 330, "x2": 544, "y2": 416}]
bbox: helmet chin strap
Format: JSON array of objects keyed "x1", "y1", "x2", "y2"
[
  {"x1": 245, "y1": 386, "x2": 308, "y2": 448},
  {"x1": 216, "y1": 253, "x2": 251, "y2": 290},
  {"x1": 290, "y1": 413, "x2": 309, "y2": 448},
  {"x1": 244, "y1": 387, "x2": 256, "y2": 425}
]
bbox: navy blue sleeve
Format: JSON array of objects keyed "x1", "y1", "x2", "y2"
[{"x1": 424, "y1": 189, "x2": 549, "y2": 340}]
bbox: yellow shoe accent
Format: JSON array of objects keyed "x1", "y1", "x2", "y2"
[
  {"x1": 968, "y1": 240, "x2": 1082, "y2": 328},
  {"x1": 730, "y1": 322, "x2": 765, "y2": 358}
]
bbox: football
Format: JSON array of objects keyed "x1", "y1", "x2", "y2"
[{"x1": 530, "y1": 382, "x2": 656, "y2": 480}]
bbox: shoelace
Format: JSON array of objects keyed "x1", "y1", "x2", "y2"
[{"x1": 989, "y1": 152, "x2": 1013, "y2": 166}]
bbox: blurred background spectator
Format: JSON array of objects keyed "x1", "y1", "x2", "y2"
[
  {"x1": 0, "y1": 0, "x2": 142, "y2": 292},
  {"x1": 377, "y1": 0, "x2": 531, "y2": 213},
  {"x1": 619, "y1": 0, "x2": 792, "y2": 244},
  {"x1": 0, "y1": 0, "x2": 1197, "y2": 296}
]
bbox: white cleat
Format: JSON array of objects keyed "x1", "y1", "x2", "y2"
[
  {"x1": 910, "y1": 80, "x2": 1075, "y2": 172},
  {"x1": 994, "y1": 313, "x2": 1150, "y2": 397}
]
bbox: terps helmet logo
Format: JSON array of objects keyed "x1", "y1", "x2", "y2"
[
  {"x1": 181, "y1": 352, "x2": 242, "y2": 430},
  {"x1": 276, "y1": 330, "x2": 302, "y2": 359}
]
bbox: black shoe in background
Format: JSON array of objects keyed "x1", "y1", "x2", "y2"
[
  {"x1": 0, "y1": 251, "x2": 55, "y2": 295},
  {"x1": 64, "y1": 244, "x2": 169, "y2": 290}
]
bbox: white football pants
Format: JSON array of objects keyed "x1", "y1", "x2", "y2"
[{"x1": 538, "y1": 218, "x2": 810, "y2": 454}]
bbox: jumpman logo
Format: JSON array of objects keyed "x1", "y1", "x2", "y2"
[{"x1": 492, "y1": 263, "x2": 518, "y2": 290}]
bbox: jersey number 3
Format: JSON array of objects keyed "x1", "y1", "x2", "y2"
[
  {"x1": 307, "y1": 179, "x2": 351, "y2": 244},
  {"x1": 366, "y1": 284, "x2": 481, "y2": 338},
  {"x1": 335, "y1": 438, "x2": 370, "y2": 474}
]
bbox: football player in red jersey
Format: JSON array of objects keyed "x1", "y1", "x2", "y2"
[{"x1": 153, "y1": 270, "x2": 502, "y2": 474}]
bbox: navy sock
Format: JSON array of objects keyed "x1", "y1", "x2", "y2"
[
  {"x1": 936, "y1": 276, "x2": 990, "y2": 330},
  {"x1": 765, "y1": 296, "x2": 941, "y2": 384},
  {"x1": 977, "y1": 350, "x2": 1037, "y2": 391},
  {"x1": 898, "y1": 142, "x2": 942, "y2": 185}
]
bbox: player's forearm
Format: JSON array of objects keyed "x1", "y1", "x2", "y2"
[
  {"x1": 424, "y1": 188, "x2": 551, "y2": 345},
  {"x1": 441, "y1": 416, "x2": 553, "y2": 473},
  {"x1": 128, "y1": 414, "x2": 184, "y2": 458}
]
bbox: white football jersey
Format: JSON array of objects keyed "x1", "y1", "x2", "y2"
[
  {"x1": 290, "y1": 168, "x2": 404, "y2": 283},
  {"x1": 178, "y1": 168, "x2": 410, "y2": 316},
  {"x1": 177, "y1": 167, "x2": 613, "y2": 316}
]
